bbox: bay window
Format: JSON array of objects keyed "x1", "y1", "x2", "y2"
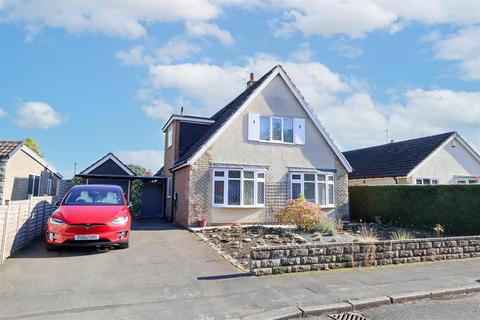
[
  {"x1": 213, "y1": 169, "x2": 266, "y2": 207},
  {"x1": 290, "y1": 172, "x2": 335, "y2": 207}
]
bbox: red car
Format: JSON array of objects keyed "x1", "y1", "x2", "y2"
[{"x1": 45, "y1": 184, "x2": 131, "y2": 251}]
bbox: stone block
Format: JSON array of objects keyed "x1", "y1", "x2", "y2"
[
  {"x1": 272, "y1": 266, "x2": 292, "y2": 274},
  {"x1": 261, "y1": 259, "x2": 281, "y2": 268},
  {"x1": 300, "y1": 256, "x2": 319, "y2": 264},
  {"x1": 290, "y1": 248, "x2": 309, "y2": 256},
  {"x1": 251, "y1": 251, "x2": 270, "y2": 259},
  {"x1": 280, "y1": 257, "x2": 300, "y2": 266}
]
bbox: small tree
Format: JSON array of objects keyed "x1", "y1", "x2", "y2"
[
  {"x1": 130, "y1": 179, "x2": 143, "y2": 219},
  {"x1": 24, "y1": 137, "x2": 43, "y2": 158},
  {"x1": 71, "y1": 177, "x2": 84, "y2": 185},
  {"x1": 278, "y1": 195, "x2": 325, "y2": 232},
  {"x1": 127, "y1": 164, "x2": 147, "y2": 176}
]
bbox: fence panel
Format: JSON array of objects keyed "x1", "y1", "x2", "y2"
[{"x1": 0, "y1": 196, "x2": 55, "y2": 263}]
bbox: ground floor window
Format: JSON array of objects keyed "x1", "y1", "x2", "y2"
[
  {"x1": 291, "y1": 172, "x2": 335, "y2": 207},
  {"x1": 27, "y1": 174, "x2": 40, "y2": 196},
  {"x1": 166, "y1": 178, "x2": 172, "y2": 198},
  {"x1": 415, "y1": 178, "x2": 439, "y2": 185},
  {"x1": 213, "y1": 169, "x2": 265, "y2": 207},
  {"x1": 454, "y1": 176, "x2": 479, "y2": 184}
]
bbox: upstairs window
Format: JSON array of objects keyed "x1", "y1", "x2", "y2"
[
  {"x1": 291, "y1": 172, "x2": 335, "y2": 207},
  {"x1": 249, "y1": 113, "x2": 304, "y2": 144},
  {"x1": 167, "y1": 126, "x2": 173, "y2": 148},
  {"x1": 213, "y1": 169, "x2": 266, "y2": 207}
]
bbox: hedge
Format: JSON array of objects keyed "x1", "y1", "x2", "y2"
[{"x1": 349, "y1": 185, "x2": 480, "y2": 236}]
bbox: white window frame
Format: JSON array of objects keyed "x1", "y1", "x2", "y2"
[
  {"x1": 47, "y1": 178, "x2": 52, "y2": 196},
  {"x1": 454, "y1": 176, "x2": 479, "y2": 184},
  {"x1": 166, "y1": 177, "x2": 172, "y2": 198},
  {"x1": 290, "y1": 172, "x2": 335, "y2": 208},
  {"x1": 167, "y1": 126, "x2": 173, "y2": 148},
  {"x1": 415, "y1": 177, "x2": 439, "y2": 185},
  {"x1": 212, "y1": 169, "x2": 266, "y2": 208},
  {"x1": 259, "y1": 116, "x2": 295, "y2": 144}
]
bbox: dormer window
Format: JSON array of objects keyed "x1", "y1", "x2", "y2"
[
  {"x1": 167, "y1": 126, "x2": 173, "y2": 148},
  {"x1": 250, "y1": 113, "x2": 304, "y2": 144}
]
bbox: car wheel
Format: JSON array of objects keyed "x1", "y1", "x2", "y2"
[
  {"x1": 45, "y1": 244, "x2": 59, "y2": 252},
  {"x1": 117, "y1": 242, "x2": 129, "y2": 249}
]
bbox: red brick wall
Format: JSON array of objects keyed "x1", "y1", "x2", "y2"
[
  {"x1": 163, "y1": 121, "x2": 181, "y2": 220},
  {"x1": 173, "y1": 166, "x2": 190, "y2": 227}
]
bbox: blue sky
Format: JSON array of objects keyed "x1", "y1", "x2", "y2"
[{"x1": 0, "y1": 1, "x2": 479, "y2": 178}]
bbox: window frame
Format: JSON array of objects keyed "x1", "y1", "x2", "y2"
[
  {"x1": 47, "y1": 178, "x2": 52, "y2": 196},
  {"x1": 166, "y1": 177, "x2": 172, "y2": 198},
  {"x1": 212, "y1": 169, "x2": 266, "y2": 208},
  {"x1": 290, "y1": 172, "x2": 335, "y2": 208},
  {"x1": 167, "y1": 126, "x2": 173, "y2": 148},
  {"x1": 258, "y1": 116, "x2": 295, "y2": 145},
  {"x1": 415, "y1": 177, "x2": 439, "y2": 185}
]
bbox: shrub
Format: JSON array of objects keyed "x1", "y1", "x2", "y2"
[
  {"x1": 130, "y1": 179, "x2": 143, "y2": 219},
  {"x1": 315, "y1": 218, "x2": 338, "y2": 236},
  {"x1": 279, "y1": 195, "x2": 325, "y2": 232},
  {"x1": 358, "y1": 223, "x2": 378, "y2": 242},
  {"x1": 391, "y1": 229, "x2": 415, "y2": 240},
  {"x1": 350, "y1": 185, "x2": 480, "y2": 236}
]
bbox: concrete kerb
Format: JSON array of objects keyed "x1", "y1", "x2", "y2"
[{"x1": 243, "y1": 284, "x2": 480, "y2": 319}]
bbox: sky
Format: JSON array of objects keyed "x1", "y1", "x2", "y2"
[{"x1": 0, "y1": 0, "x2": 479, "y2": 178}]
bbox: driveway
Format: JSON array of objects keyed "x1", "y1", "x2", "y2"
[{"x1": 2, "y1": 220, "x2": 480, "y2": 319}]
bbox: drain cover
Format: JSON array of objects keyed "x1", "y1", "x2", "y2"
[{"x1": 328, "y1": 312, "x2": 369, "y2": 320}]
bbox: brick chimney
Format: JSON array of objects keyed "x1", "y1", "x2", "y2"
[{"x1": 247, "y1": 72, "x2": 255, "y2": 87}]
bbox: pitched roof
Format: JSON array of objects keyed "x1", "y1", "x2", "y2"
[
  {"x1": 172, "y1": 65, "x2": 277, "y2": 169},
  {"x1": 0, "y1": 141, "x2": 22, "y2": 159},
  {"x1": 343, "y1": 132, "x2": 456, "y2": 180},
  {"x1": 170, "y1": 65, "x2": 352, "y2": 172},
  {"x1": 80, "y1": 152, "x2": 135, "y2": 176}
]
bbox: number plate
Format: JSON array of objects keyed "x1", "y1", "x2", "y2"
[{"x1": 74, "y1": 234, "x2": 99, "y2": 241}]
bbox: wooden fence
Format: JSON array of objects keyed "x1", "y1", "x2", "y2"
[{"x1": 0, "y1": 196, "x2": 56, "y2": 263}]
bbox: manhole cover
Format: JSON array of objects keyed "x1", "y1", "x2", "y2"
[{"x1": 328, "y1": 312, "x2": 370, "y2": 320}]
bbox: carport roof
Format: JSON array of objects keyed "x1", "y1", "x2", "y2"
[{"x1": 76, "y1": 173, "x2": 165, "y2": 181}]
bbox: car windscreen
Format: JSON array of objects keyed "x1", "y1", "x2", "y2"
[{"x1": 64, "y1": 188, "x2": 124, "y2": 206}]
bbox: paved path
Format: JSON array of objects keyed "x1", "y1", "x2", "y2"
[{"x1": 2, "y1": 220, "x2": 480, "y2": 319}]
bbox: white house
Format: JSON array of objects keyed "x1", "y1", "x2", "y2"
[{"x1": 344, "y1": 132, "x2": 480, "y2": 186}]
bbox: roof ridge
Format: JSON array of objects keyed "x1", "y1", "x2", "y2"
[{"x1": 344, "y1": 131, "x2": 455, "y2": 154}]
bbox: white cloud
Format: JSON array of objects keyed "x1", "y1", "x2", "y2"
[
  {"x1": 318, "y1": 89, "x2": 480, "y2": 151},
  {"x1": 4, "y1": 0, "x2": 220, "y2": 39},
  {"x1": 0, "y1": 107, "x2": 6, "y2": 118},
  {"x1": 115, "y1": 149, "x2": 164, "y2": 172},
  {"x1": 115, "y1": 45, "x2": 152, "y2": 66},
  {"x1": 155, "y1": 37, "x2": 201, "y2": 64},
  {"x1": 274, "y1": 0, "x2": 397, "y2": 38},
  {"x1": 433, "y1": 26, "x2": 480, "y2": 80},
  {"x1": 147, "y1": 53, "x2": 350, "y2": 116},
  {"x1": 186, "y1": 21, "x2": 234, "y2": 46},
  {"x1": 142, "y1": 100, "x2": 174, "y2": 121},
  {"x1": 290, "y1": 42, "x2": 314, "y2": 62},
  {"x1": 329, "y1": 38, "x2": 363, "y2": 58},
  {"x1": 274, "y1": 0, "x2": 480, "y2": 39},
  {"x1": 16, "y1": 101, "x2": 65, "y2": 129}
]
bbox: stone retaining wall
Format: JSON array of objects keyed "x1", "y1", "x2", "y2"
[{"x1": 250, "y1": 236, "x2": 480, "y2": 276}]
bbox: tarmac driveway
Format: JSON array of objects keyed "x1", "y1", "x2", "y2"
[{"x1": 2, "y1": 219, "x2": 480, "y2": 319}]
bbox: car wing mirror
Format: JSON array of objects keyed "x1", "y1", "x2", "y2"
[
  {"x1": 127, "y1": 201, "x2": 132, "y2": 208},
  {"x1": 54, "y1": 201, "x2": 61, "y2": 207}
]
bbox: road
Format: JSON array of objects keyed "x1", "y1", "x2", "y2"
[{"x1": 312, "y1": 293, "x2": 480, "y2": 320}]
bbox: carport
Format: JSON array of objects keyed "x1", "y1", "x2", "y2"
[{"x1": 76, "y1": 153, "x2": 166, "y2": 219}]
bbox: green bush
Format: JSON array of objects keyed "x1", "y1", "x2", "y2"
[
  {"x1": 350, "y1": 185, "x2": 480, "y2": 236},
  {"x1": 130, "y1": 179, "x2": 143, "y2": 219},
  {"x1": 315, "y1": 218, "x2": 337, "y2": 236}
]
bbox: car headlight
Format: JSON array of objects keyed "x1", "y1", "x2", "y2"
[
  {"x1": 49, "y1": 216, "x2": 65, "y2": 225},
  {"x1": 112, "y1": 216, "x2": 128, "y2": 225}
]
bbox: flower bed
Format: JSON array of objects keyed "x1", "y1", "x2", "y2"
[{"x1": 196, "y1": 223, "x2": 437, "y2": 272}]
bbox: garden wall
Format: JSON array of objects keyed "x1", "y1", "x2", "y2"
[
  {"x1": 250, "y1": 236, "x2": 480, "y2": 275},
  {"x1": 349, "y1": 185, "x2": 480, "y2": 236}
]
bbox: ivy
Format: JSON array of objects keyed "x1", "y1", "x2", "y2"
[{"x1": 130, "y1": 179, "x2": 143, "y2": 219}]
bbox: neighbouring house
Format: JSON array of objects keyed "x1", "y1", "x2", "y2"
[
  {"x1": 76, "y1": 152, "x2": 165, "y2": 218},
  {"x1": 162, "y1": 65, "x2": 352, "y2": 227},
  {"x1": 0, "y1": 141, "x2": 63, "y2": 205},
  {"x1": 343, "y1": 132, "x2": 480, "y2": 186}
]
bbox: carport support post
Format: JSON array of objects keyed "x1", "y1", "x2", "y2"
[{"x1": 1, "y1": 201, "x2": 11, "y2": 264}]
